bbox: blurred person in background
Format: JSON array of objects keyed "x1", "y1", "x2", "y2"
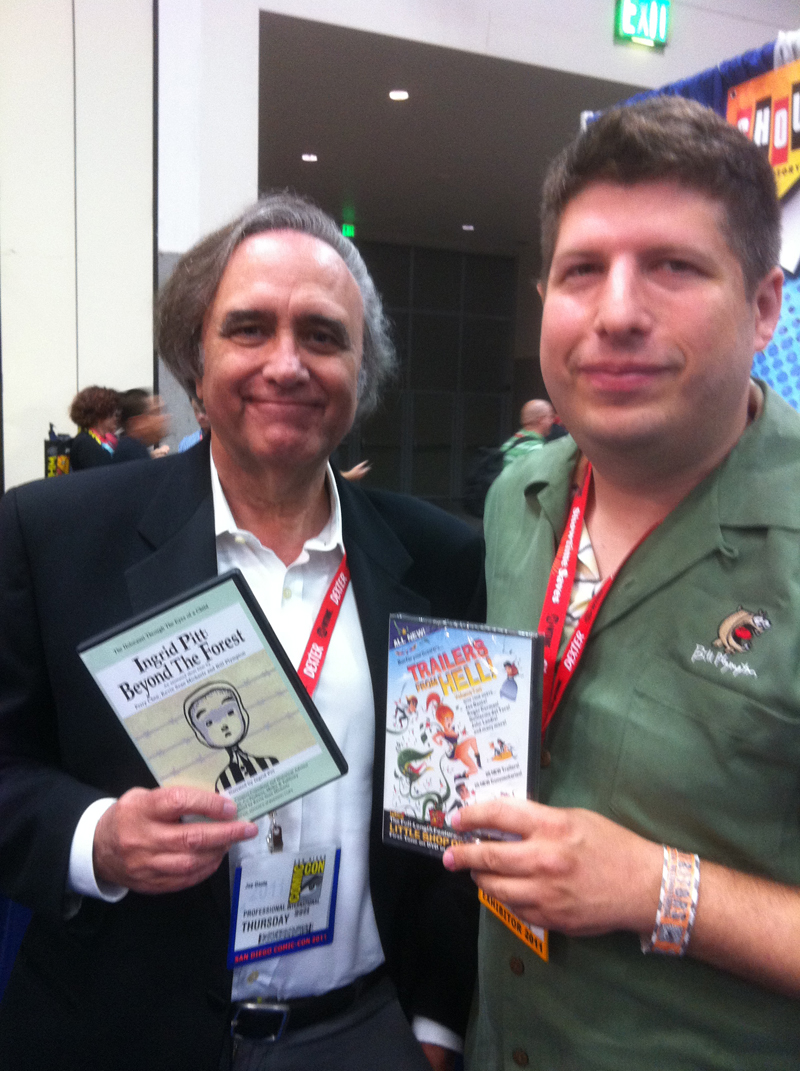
[
  {"x1": 113, "y1": 389, "x2": 171, "y2": 464},
  {"x1": 500, "y1": 399, "x2": 555, "y2": 468},
  {"x1": 178, "y1": 395, "x2": 211, "y2": 452},
  {"x1": 341, "y1": 459, "x2": 371, "y2": 481}
]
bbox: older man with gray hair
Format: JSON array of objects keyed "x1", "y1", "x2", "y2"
[{"x1": 0, "y1": 194, "x2": 484, "y2": 1071}]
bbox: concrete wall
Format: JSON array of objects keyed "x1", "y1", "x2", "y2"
[
  {"x1": 0, "y1": 0, "x2": 153, "y2": 490},
  {"x1": 158, "y1": 0, "x2": 259, "y2": 251},
  {"x1": 258, "y1": 0, "x2": 797, "y2": 92}
]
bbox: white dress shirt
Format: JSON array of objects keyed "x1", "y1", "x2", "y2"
[{"x1": 211, "y1": 461, "x2": 384, "y2": 1002}]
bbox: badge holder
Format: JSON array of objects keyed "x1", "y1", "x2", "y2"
[
  {"x1": 228, "y1": 847, "x2": 341, "y2": 969},
  {"x1": 267, "y1": 811, "x2": 283, "y2": 853}
]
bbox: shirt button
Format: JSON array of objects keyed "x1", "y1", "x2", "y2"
[
  {"x1": 234, "y1": 535, "x2": 246, "y2": 545},
  {"x1": 540, "y1": 748, "x2": 551, "y2": 768},
  {"x1": 512, "y1": 1049, "x2": 529, "y2": 1067},
  {"x1": 509, "y1": 956, "x2": 524, "y2": 976},
  {"x1": 282, "y1": 587, "x2": 292, "y2": 600}
]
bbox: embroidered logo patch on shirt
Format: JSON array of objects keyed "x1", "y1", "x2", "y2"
[
  {"x1": 691, "y1": 606, "x2": 771, "y2": 679},
  {"x1": 712, "y1": 607, "x2": 771, "y2": 654}
]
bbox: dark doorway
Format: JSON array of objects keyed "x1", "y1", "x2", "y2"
[{"x1": 336, "y1": 242, "x2": 515, "y2": 511}]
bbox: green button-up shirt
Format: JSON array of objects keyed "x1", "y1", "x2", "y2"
[{"x1": 468, "y1": 383, "x2": 800, "y2": 1071}]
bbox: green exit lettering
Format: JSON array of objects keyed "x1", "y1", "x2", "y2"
[{"x1": 615, "y1": 0, "x2": 670, "y2": 48}]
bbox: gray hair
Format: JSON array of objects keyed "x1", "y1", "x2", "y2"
[{"x1": 156, "y1": 192, "x2": 396, "y2": 417}]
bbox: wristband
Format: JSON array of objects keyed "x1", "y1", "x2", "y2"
[{"x1": 641, "y1": 845, "x2": 700, "y2": 956}]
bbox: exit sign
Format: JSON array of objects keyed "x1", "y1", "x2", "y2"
[{"x1": 615, "y1": 0, "x2": 670, "y2": 48}]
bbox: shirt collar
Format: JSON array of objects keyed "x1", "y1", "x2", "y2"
[
  {"x1": 516, "y1": 379, "x2": 800, "y2": 533},
  {"x1": 210, "y1": 453, "x2": 344, "y2": 554}
]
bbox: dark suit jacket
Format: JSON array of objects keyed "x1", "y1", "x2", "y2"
[{"x1": 0, "y1": 441, "x2": 485, "y2": 1071}]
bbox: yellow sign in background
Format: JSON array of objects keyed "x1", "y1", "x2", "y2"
[{"x1": 727, "y1": 58, "x2": 800, "y2": 201}]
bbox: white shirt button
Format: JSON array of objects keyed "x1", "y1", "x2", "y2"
[{"x1": 282, "y1": 587, "x2": 292, "y2": 600}]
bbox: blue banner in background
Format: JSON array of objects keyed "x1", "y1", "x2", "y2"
[
  {"x1": 753, "y1": 274, "x2": 800, "y2": 410},
  {"x1": 621, "y1": 41, "x2": 775, "y2": 117}
]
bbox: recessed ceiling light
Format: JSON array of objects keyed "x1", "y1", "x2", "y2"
[
  {"x1": 462, "y1": 224, "x2": 475, "y2": 232},
  {"x1": 301, "y1": 153, "x2": 318, "y2": 162},
  {"x1": 389, "y1": 90, "x2": 409, "y2": 101}
]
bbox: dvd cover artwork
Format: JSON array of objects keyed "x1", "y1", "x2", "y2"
[{"x1": 383, "y1": 615, "x2": 541, "y2": 858}]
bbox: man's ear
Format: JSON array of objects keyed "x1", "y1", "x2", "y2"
[
  {"x1": 194, "y1": 379, "x2": 204, "y2": 404},
  {"x1": 537, "y1": 281, "x2": 545, "y2": 302},
  {"x1": 752, "y1": 266, "x2": 784, "y2": 352}
]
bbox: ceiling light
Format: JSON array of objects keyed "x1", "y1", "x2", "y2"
[
  {"x1": 301, "y1": 153, "x2": 318, "y2": 162},
  {"x1": 389, "y1": 90, "x2": 409, "y2": 101},
  {"x1": 462, "y1": 224, "x2": 475, "y2": 232}
]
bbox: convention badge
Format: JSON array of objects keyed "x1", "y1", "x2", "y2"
[
  {"x1": 479, "y1": 889, "x2": 549, "y2": 962},
  {"x1": 227, "y1": 845, "x2": 341, "y2": 968}
]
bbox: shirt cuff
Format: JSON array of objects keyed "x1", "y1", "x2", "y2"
[
  {"x1": 67, "y1": 797, "x2": 128, "y2": 902},
  {"x1": 412, "y1": 1016, "x2": 463, "y2": 1054}
]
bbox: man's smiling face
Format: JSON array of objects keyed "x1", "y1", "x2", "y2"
[
  {"x1": 196, "y1": 230, "x2": 364, "y2": 479},
  {"x1": 539, "y1": 180, "x2": 782, "y2": 478}
]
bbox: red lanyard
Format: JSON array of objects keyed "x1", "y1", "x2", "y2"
[
  {"x1": 296, "y1": 555, "x2": 351, "y2": 697},
  {"x1": 538, "y1": 465, "x2": 655, "y2": 735}
]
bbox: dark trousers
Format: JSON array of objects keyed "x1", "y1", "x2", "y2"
[{"x1": 223, "y1": 978, "x2": 433, "y2": 1071}]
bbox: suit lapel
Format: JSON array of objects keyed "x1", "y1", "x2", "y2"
[
  {"x1": 124, "y1": 441, "x2": 217, "y2": 615},
  {"x1": 336, "y1": 476, "x2": 431, "y2": 678},
  {"x1": 335, "y1": 474, "x2": 432, "y2": 823},
  {"x1": 122, "y1": 441, "x2": 230, "y2": 925}
]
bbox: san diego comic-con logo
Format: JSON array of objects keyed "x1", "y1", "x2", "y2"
[
  {"x1": 712, "y1": 607, "x2": 771, "y2": 655},
  {"x1": 691, "y1": 606, "x2": 771, "y2": 679},
  {"x1": 288, "y1": 856, "x2": 325, "y2": 906}
]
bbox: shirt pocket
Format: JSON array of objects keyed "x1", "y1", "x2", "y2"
[{"x1": 608, "y1": 656, "x2": 800, "y2": 881}]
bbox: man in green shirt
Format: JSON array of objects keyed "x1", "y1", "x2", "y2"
[
  {"x1": 500, "y1": 399, "x2": 556, "y2": 467},
  {"x1": 443, "y1": 96, "x2": 800, "y2": 1069}
]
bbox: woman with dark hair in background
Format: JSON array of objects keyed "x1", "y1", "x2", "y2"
[{"x1": 68, "y1": 386, "x2": 119, "y2": 470}]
